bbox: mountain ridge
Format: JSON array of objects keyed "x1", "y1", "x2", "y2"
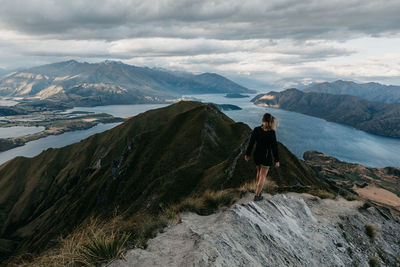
[
  {"x1": 303, "y1": 80, "x2": 400, "y2": 103},
  {"x1": 0, "y1": 60, "x2": 255, "y2": 107},
  {"x1": 0, "y1": 100, "x2": 330, "y2": 263},
  {"x1": 251, "y1": 89, "x2": 400, "y2": 138},
  {"x1": 107, "y1": 193, "x2": 400, "y2": 267}
]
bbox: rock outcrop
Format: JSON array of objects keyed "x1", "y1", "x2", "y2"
[{"x1": 107, "y1": 193, "x2": 400, "y2": 267}]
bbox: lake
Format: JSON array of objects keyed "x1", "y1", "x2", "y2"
[
  {"x1": 66, "y1": 103, "x2": 169, "y2": 117},
  {"x1": 1, "y1": 94, "x2": 400, "y2": 168},
  {"x1": 0, "y1": 123, "x2": 120, "y2": 165},
  {"x1": 0, "y1": 126, "x2": 45, "y2": 138},
  {"x1": 0, "y1": 99, "x2": 18, "y2": 106},
  {"x1": 185, "y1": 93, "x2": 400, "y2": 168}
]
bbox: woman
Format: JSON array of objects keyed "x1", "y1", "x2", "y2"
[{"x1": 245, "y1": 113, "x2": 280, "y2": 201}]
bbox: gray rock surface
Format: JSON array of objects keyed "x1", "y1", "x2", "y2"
[{"x1": 107, "y1": 193, "x2": 400, "y2": 267}]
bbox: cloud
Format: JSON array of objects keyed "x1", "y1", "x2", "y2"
[
  {"x1": 0, "y1": 1, "x2": 400, "y2": 87},
  {"x1": 1, "y1": 0, "x2": 400, "y2": 41},
  {"x1": 108, "y1": 38, "x2": 353, "y2": 61}
]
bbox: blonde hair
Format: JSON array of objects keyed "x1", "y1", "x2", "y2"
[{"x1": 261, "y1": 113, "x2": 277, "y2": 131}]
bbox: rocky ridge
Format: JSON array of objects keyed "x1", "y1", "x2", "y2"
[
  {"x1": 304, "y1": 80, "x2": 400, "y2": 103},
  {"x1": 107, "y1": 193, "x2": 400, "y2": 267}
]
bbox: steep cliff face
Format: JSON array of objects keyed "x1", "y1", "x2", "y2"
[
  {"x1": 107, "y1": 193, "x2": 400, "y2": 267},
  {"x1": 251, "y1": 89, "x2": 400, "y2": 138}
]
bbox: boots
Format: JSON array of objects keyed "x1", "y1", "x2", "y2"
[{"x1": 253, "y1": 191, "x2": 263, "y2": 201}]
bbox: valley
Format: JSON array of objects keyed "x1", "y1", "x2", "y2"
[
  {"x1": 2, "y1": 2, "x2": 400, "y2": 266},
  {"x1": 0, "y1": 101, "x2": 337, "y2": 263},
  {"x1": 0, "y1": 60, "x2": 255, "y2": 154},
  {"x1": 1, "y1": 101, "x2": 399, "y2": 267}
]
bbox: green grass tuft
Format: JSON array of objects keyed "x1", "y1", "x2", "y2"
[{"x1": 78, "y1": 229, "x2": 130, "y2": 266}]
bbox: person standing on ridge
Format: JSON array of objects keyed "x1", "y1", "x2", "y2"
[{"x1": 245, "y1": 113, "x2": 280, "y2": 201}]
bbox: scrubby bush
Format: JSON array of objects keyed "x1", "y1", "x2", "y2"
[
  {"x1": 368, "y1": 256, "x2": 379, "y2": 267},
  {"x1": 78, "y1": 229, "x2": 130, "y2": 266},
  {"x1": 308, "y1": 188, "x2": 335, "y2": 199},
  {"x1": 365, "y1": 224, "x2": 377, "y2": 242}
]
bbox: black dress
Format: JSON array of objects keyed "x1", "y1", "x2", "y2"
[{"x1": 245, "y1": 126, "x2": 279, "y2": 167}]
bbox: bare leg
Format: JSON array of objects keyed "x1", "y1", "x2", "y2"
[
  {"x1": 256, "y1": 165, "x2": 261, "y2": 185},
  {"x1": 256, "y1": 167, "x2": 269, "y2": 196}
]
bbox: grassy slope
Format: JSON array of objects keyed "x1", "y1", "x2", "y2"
[{"x1": 0, "y1": 101, "x2": 333, "y2": 262}]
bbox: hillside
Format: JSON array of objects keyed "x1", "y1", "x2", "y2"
[
  {"x1": 107, "y1": 193, "x2": 400, "y2": 267},
  {"x1": 304, "y1": 80, "x2": 400, "y2": 103},
  {"x1": 251, "y1": 89, "x2": 400, "y2": 138},
  {"x1": 0, "y1": 60, "x2": 254, "y2": 107},
  {"x1": 304, "y1": 150, "x2": 400, "y2": 210},
  {"x1": 0, "y1": 101, "x2": 331, "y2": 264}
]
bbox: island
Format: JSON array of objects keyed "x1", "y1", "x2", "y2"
[
  {"x1": 206, "y1": 103, "x2": 242, "y2": 111},
  {"x1": 0, "y1": 108, "x2": 124, "y2": 152},
  {"x1": 225, "y1": 93, "x2": 250, "y2": 98}
]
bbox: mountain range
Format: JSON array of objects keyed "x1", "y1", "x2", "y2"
[
  {"x1": 252, "y1": 89, "x2": 400, "y2": 138},
  {"x1": 303, "y1": 80, "x2": 400, "y2": 103},
  {"x1": 0, "y1": 101, "x2": 333, "y2": 264},
  {"x1": 0, "y1": 60, "x2": 254, "y2": 107}
]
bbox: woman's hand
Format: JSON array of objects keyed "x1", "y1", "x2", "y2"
[
  {"x1": 275, "y1": 162, "x2": 280, "y2": 168},
  {"x1": 245, "y1": 155, "x2": 250, "y2": 162}
]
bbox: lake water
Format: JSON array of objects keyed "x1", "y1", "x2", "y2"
[
  {"x1": 0, "y1": 94, "x2": 399, "y2": 168},
  {"x1": 0, "y1": 99, "x2": 18, "y2": 106},
  {"x1": 184, "y1": 93, "x2": 400, "y2": 168},
  {"x1": 0, "y1": 123, "x2": 120, "y2": 165},
  {"x1": 0, "y1": 126, "x2": 45, "y2": 138},
  {"x1": 66, "y1": 103, "x2": 169, "y2": 117}
]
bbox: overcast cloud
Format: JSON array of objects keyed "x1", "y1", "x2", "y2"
[{"x1": 0, "y1": 0, "x2": 400, "y2": 88}]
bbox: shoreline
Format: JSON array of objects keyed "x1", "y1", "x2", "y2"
[{"x1": 0, "y1": 115, "x2": 124, "y2": 152}]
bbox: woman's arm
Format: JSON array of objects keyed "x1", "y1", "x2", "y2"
[
  {"x1": 271, "y1": 130, "x2": 279, "y2": 165},
  {"x1": 245, "y1": 128, "x2": 256, "y2": 159}
]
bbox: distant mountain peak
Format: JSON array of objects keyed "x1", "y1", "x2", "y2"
[
  {"x1": 304, "y1": 79, "x2": 400, "y2": 103},
  {"x1": 102, "y1": 60, "x2": 125, "y2": 65},
  {"x1": 0, "y1": 60, "x2": 255, "y2": 106},
  {"x1": 60, "y1": 59, "x2": 79, "y2": 65},
  {"x1": 333, "y1": 79, "x2": 356, "y2": 84}
]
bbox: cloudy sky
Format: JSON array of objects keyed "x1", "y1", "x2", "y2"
[{"x1": 0, "y1": 0, "x2": 400, "y2": 89}]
